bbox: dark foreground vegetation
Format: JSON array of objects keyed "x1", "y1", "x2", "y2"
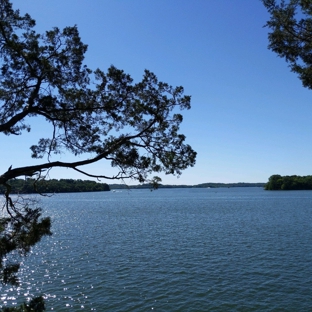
[
  {"x1": 265, "y1": 175, "x2": 312, "y2": 190},
  {"x1": 0, "y1": 0, "x2": 196, "y2": 308},
  {"x1": 0, "y1": 178, "x2": 110, "y2": 194}
]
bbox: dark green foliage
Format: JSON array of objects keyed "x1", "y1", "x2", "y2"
[
  {"x1": 1, "y1": 296, "x2": 45, "y2": 311},
  {"x1": 263, "y1": 3, "x2": 312, "y2": 190},
  {"x1": 0, "y1": 178, "x2": 110, "y2": 194},
  {"x1": 265, "y1": 174, "x2": 312, "y2": 190},
  {"x1": 263, "y1": 0, "x2": 312, "y2": 89},
  {"x1": 0, "y1": 199, "x2": 52, "y2": 286}
]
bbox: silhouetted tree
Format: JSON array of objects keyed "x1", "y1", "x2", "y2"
[
  {"x1": 0, "y1": 0, "x2": 196, "y2": 308},
  {"x1": 263, "y1": 0, "x2": 312, "y2": 89}
]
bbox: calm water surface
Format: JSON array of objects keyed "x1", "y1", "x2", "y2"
[{"x1": 1, "y1": 187, "x2": 312, "y2": 311}]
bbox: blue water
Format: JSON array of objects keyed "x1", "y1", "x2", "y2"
[{"x1": 1, "y1": 187, "x2": 312, "y2": 311}]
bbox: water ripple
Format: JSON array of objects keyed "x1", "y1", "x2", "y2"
[{"x1": 1, "y1": 188, "x2": 312, "y2": 311}]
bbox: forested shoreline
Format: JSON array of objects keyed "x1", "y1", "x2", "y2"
[
  {"x1": 8, "y1": 176, "x2": 312, "y2": 193},
  {"x1": 1, "y1": 179, "x2": 266, "y2": 194},
  {"x1": 265, "y1": 175, "x2": 312, "y2": 190},
  {"x1": 0, "y1": 178, "x2": 110, "y2": 194}
]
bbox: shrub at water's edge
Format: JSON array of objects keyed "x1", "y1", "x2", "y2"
[{"x1": 265, "y1": 175, "x2": 312, "y2": 190}]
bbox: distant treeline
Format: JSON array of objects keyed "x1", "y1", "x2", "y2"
[
  {"x1": 265, "y1": 175, "x2": 312, "y2": 190},
  {"x1": 109, "y1": 182, "x2": 266, "y2": 189},
  {"x1": 2, "y1": 179, "x2": 266, "y2": 194},
  {"x1": 194, "y1": 182, "x2": 265, "y2": 188},
  {"x1": 0, "y1": 178, "x2": 110, "y2": 194}
]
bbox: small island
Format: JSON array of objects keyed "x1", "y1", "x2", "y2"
[{"x1": 265, "y1": 174, "x2": 312, "y2": 190}]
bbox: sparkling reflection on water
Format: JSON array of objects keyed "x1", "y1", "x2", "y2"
[{"x1": 1, "y1": 188, "x2": 312, "y2": 311}]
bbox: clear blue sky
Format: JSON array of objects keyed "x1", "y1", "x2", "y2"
[{"x1": 2, "y1": 0, "x2": 312, "y2": 185}]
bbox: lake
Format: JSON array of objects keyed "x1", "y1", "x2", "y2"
[{"x1": 1, "y1": 187, "x2": 312, "y2": 311}]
